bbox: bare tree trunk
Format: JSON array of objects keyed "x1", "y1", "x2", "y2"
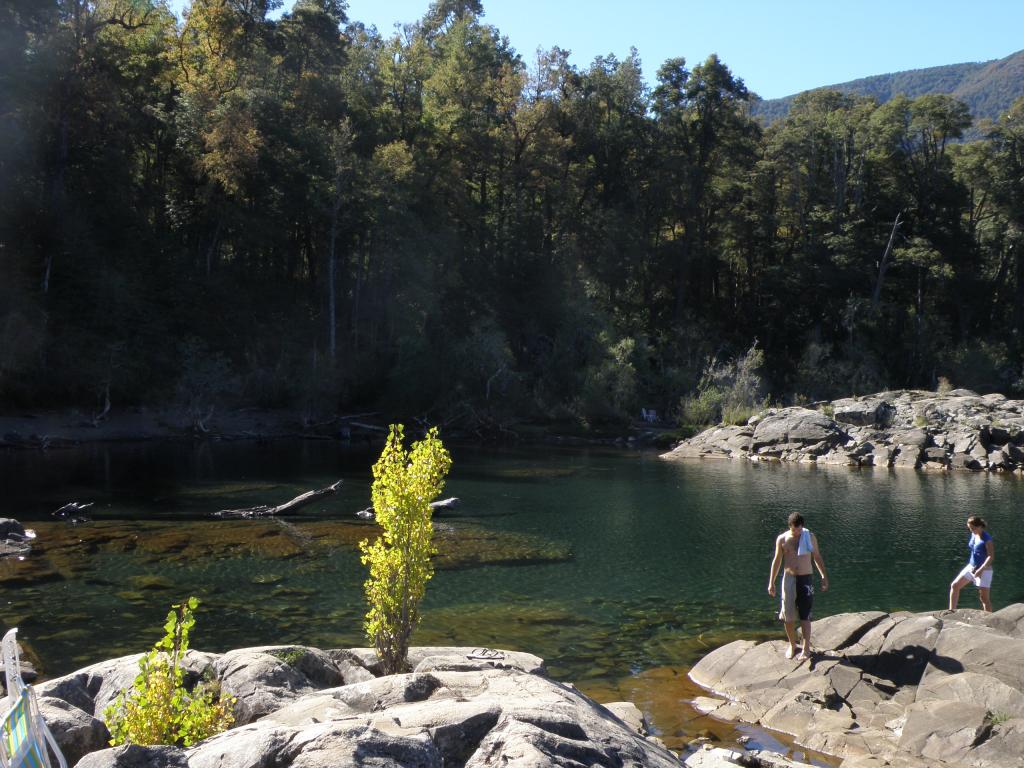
[
  {"x1": 871, "y1": 212, "x2": 902, "y2": 308},
  {"x1": 328, "y1": 179, "x2": 342, "y2": 363}
]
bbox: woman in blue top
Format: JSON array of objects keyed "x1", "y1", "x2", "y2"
[{"x1": 948, "y1": 515, "x2": 995, "y2": 612}]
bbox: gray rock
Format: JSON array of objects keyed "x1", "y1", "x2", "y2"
[
  {"x1": 892, "y1": 429, "x2": 930, "y2": 448},
  {"x1": 663, "y1": 389, "x2": 1024, "y2": 474},
  {"x1": 0, "y1": 518, "x2": 27, "y2": 539},
  {"x1": 967, "y1": 718, "x2": 1024, "y2": 768},
  {"x1": 602, "y1": 701, "x2": 647, "y2": 735},
  {"x1": 36, "y1": 651, "x2": 219, "y2": 718},
  {"x1": 47, "y1": 643, "x2": 677, "y2": 768},
  {"x1": 751, "y1": 409, "x2": 846, "y2": 450},
  {"x1": 689, "y1": 605, "x2": 1024, "y2": 768},
  {"x1": 921, "y1": 620, "x2": 1024, "y2": 691},
  {"x1": 988, "y1": 447, "x2": 1010, "y2": 469},
  {"x1": 916, "y1": 671, "x2": 1024, "y2": 718},
  {"x1": 37, "y1": 696, "x2": 109, "y2": 766},
  {"x1": 891, "y1": 445, "x2": 921, "y2": 468},
  {"x1": 832, "y1": 398, "x2": 891, "y2": 427},
  {"x1": 951, "y1": 453, "x2": 982, "y2": 470},
  {"x1": 982, "y1": 603, "x2": 1024, "y2": 638},
  {"x1": 75, "y1": 745, "x2": 189, "y2": 768},
  {"x1": 214, "y1": 647, "x2": 337, "y2": 725},
  {"x1": 897, "y1": 699, "x2": 989, "y2": 763}
]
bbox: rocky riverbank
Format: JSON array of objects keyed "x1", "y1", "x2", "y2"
[
  {"x1": 689, "y1": 604, "x2": 1024, "y2": 768},
  {"x1": 663, "y1": 390, "x2": 1024, "y2": 471},
  {"x1": 0, "y1": 408, "x2": 670, "y2": 450},
  {"x1": 34, "y1": 644, "x2": 683, "y2": 768},
  {"x1": 23, "y1": 641, "x2": 852, "y2": 768},
  {"x1": 28, "y1": 610, "x2": 1024, "y2": 768}
]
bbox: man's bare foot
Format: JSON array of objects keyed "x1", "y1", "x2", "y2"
[
  {"x1": 797, "y1": 650, "x2": 812, "y2": 661},
  {"x1": 785, "y1": 646, "x2": 796, "y2": 659}
]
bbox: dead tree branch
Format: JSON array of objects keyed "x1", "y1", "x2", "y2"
[{"x1": 213, "y1": 480, "x2": 343, "y2": 519}]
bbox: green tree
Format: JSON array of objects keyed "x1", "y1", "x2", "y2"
[{"x1": 360, "y1": 425, "x2": 452, "y2": 675}]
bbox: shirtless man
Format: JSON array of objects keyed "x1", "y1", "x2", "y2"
[{"x1": 768, "y1": 512, "x2": 828, "y2": 661}]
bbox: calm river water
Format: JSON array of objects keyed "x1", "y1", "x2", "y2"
[{"x1": 2, "y1": 439, "x2": 1022, "y2": 756}]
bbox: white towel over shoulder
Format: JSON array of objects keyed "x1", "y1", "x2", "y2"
[{"x1": 797, "y1": 529, "x2": 814, "y2": 556}]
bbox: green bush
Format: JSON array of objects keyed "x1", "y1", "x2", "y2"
[
  {"x1": 104, "y1": 597, "x2": 234, "y2": 747},
  {"x1": 360, "y1": 425, "x2": 452, "y2": 675},
  {"x1": 678, "y1": 341, "x2": 768, "y2": 426},
  {"x1": 679, "y1": 385, "x2": 725, "y2": 425},
  {"x1": 722, "y1": 402, "x2": 760, "y2": 426}
]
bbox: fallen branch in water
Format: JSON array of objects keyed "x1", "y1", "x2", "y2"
[
  {"x1": 355, "y1": 496, "x2": 460, "y2": 520},
  {"x1": 213, "y1": 480, "x2": 343, "y2": 519}
]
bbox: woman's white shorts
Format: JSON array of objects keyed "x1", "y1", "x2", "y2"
[{"x1": 955, "y1": 564, "x2": 993, "y2": 589}]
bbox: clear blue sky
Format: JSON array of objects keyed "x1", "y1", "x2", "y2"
[{"x1": 168, "y1": 0, "x2": 1024, "y2": 99}]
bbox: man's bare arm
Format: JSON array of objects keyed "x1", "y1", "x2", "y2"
[
  {"x1": 768, "y1": 535, "x2": 783, "y2": 595},
  {"x1": 811, "y1": 533, "x2": 829, "y2": 591}
]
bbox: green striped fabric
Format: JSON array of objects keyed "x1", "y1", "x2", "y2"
[{"x1": 3, "y1": 689, "x2": 49, "y2": 768}]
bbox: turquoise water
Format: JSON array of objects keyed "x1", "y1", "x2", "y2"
[{"x1": 2, "y1": 440, "x2": 1022, "y2": 751}]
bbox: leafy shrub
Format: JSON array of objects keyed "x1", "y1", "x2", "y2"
[
  {"x1": 574, "y1": 334, "x2": 639, "y2": 425},
  {"x1": 360, "y1": 425, "x2": 451, "y2": 675},
  {"x1": 679, "y1": 385, "x2": 725, "y2": 425},
  {"x1": 722, "y1": 402, "x2": 760, "y2": 426},
  {"x1": 936, "y1": 376, "x2": 953, "y2": 394},
  {"x1": 678, "y1": 341, "x2": 767, "y2": 426},
  {"x1": 104, "y1": 597, "x2": 234, "y2": 747}
]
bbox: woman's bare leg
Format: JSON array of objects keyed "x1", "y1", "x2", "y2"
[
  {"x1": 949, "y1": 576, "x2": 971, "y2": 610},
  {"x1": 978, "y1": 587, "x2": 992, "y2": 612}
]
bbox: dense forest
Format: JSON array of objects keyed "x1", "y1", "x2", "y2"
[
  {"x1": 3, "y1": 0, "x2": 1024, "y2": 431},
  {"x1": 752, "y1": 49, "x2": 1024, "y2": 129}
]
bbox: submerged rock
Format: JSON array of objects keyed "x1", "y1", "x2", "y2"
[
  {"x1": 663, "y1": 389, "x2": 1024, "y2": 473},
  {"x1": 689, "y1": 604, "x2": 1024, "y2": 767}
]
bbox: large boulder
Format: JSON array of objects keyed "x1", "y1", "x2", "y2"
[
  {"x1": 76, "y1": 745, "x2": 189, "y2": 768},
  {"x1": 37, "y1": 650, "x2": 219, "y2": 718},
  {"x1": 750, "y1": 409, "x2": 847, "y2": 451},
  {"x1": 831, "y1": 397, "x2": 894, "y2": 427},
  {"x1": 37, "y1": 696, "x2": 109, "y2": 766},
  {"x1": 42, "y1": 646, "x2": 678, "y2": 768},
  {"x1": 214, "y1": 647, "x2": 343, "y2": 725},
  {"x1": 689, "y1": 605, "x2": 1024, "y2": 767}
]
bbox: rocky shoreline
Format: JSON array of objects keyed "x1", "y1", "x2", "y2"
[
  {"x1": 663, "y1": 390, "x2": 1024, "y2": 472},
  {"x1": 0, "y1": 408, "x2": 669, "y2": 450},
  {"x1": 33, "y1": 644, "x2": 684, "y2": 768},
  {"x1": 24, "y1": 609, "x2": 1024, "y2": 768},
  {"x1": 689, "y1": 604, "x2": 1024, "y2": 768}
]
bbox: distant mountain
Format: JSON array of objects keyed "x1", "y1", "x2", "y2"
[{"x1": 751, "y1": 49, "x2": 1024, "y2": 130}]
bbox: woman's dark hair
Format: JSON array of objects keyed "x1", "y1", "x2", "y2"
[
  {"x1": 968, "y1": 515, "x2": 987, "y2": 529},
  {"x1": 788, "y1": 512, "x2": 805, "y2": 527}
]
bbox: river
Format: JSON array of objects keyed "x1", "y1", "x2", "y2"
[{"x1": 2, "y1": 439, "x2": 1022, "y2": 758}]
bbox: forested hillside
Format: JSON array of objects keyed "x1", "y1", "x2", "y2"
[
  {"x1": 752, "y1": 49, "x2": 1024, "y2": 129},
  {"x1": 3, "y1": 0, "x2": 1024, "y2": 431}
]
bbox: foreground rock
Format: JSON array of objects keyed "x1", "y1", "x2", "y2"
[
  {"x1": 38, "y1": 645, "x2": 681, "y2": 768},
  {"x1": 689, "y1": 604, "x2": 1024, "y2": 767},
  {"x1": 663, "y1": 390, "x2": 1024, "y2": 471}
]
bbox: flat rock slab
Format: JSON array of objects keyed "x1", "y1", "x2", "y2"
[{"x1": 688, "y1": 605, "x2": 1024, "y2": 767}]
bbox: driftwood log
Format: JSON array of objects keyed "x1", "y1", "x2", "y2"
[
  {"x1": 355, "y1": 496, "x2": 460, "y2": 520},
  {"x1": 213, "y1": 480, "x2": 343, "y2": 519}
]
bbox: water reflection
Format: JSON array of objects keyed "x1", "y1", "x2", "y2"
[{"x1": 1, "y1": 441, "x2": 1022, "y2": 757}]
